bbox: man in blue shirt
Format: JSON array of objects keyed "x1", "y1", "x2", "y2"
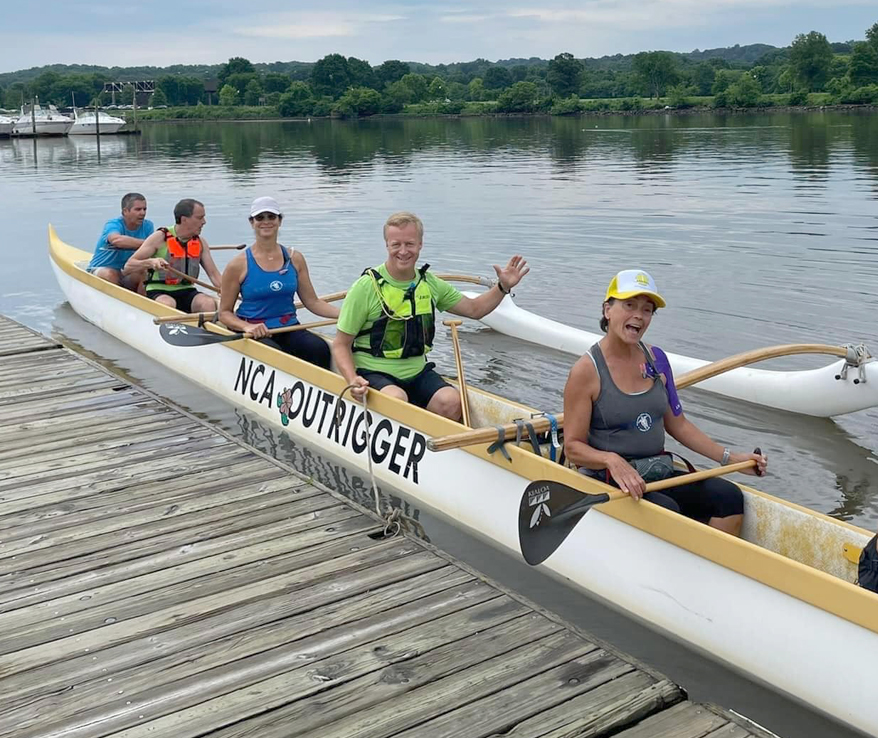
[{"x1": 87, "y1": 192, "x2": 154, "y2": 292}]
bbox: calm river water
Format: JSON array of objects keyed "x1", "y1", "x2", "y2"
[{"x1": 1, "y1": 112, "x2": 876, "y2": 737}]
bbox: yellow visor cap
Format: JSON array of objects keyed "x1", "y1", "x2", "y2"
[{"x1": 605, "y1": 269, "x2": 666, "y2": 308}]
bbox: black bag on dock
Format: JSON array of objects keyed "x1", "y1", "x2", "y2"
[{"x1": 858, "y1": 534, "x2": 878, "y2": 593}]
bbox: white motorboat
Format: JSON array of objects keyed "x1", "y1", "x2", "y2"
[
  {"x1": 68, "y1": 109, "x2": 127, "y2": 135},
  {"x1": 0, "y1": 116, "x2": 14, "y2": 137},
  {"x1": 49, "y1": 225, "x2": 878, "y2": 735},
  {"x1": 12, "y1": 102, "x2": 73, "y2": 137}
]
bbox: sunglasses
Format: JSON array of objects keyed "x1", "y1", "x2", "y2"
[{"x1": 252, "y1": 212, "x2": 279, "y2": 222}]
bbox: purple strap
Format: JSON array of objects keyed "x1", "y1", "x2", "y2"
[{"x1": 648, "y1": 346, "x2": 683, "y2": 416}]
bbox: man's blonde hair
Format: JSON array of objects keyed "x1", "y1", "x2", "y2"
[{"x1": 383, "y1": 211, "x2": 424, "y2": 240}]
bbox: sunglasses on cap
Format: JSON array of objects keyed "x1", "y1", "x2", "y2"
[{"x1": 252, "y1": 212, "x2": 279, "y2": 222}]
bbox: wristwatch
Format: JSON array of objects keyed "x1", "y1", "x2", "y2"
[{"x1": 721, "y1": 447, "x2": 731, "y2": 465}]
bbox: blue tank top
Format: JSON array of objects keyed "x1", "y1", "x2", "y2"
[{"x1": 236, "y1": 246, "x2": 299, "y2": 329}]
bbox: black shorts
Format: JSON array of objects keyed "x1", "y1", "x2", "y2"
[
  {"x1": 644, "y1": 471, "x2": 744, "y2": 521},
  {"x1": 356, "y1": 362, "x2": 450, "y2": 409},
  {"x1": 147, "y1": 288, "x2": 200, "y2": 313}
]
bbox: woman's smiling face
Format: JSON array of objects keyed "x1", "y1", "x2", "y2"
[{"x1": 605, "y1": 294, "x2": 657, "y2": 343}]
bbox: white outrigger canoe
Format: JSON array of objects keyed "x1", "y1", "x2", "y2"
[
  {"x1": 467, "y1": 293, "x2": 877, "y2": 417},
  {"x1": 50, "y1": 227, "x2": 877, "y2": 735}
]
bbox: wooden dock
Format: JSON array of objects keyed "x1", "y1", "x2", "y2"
[{"x1": 0, "y1": 314, "x2": 779, "y2": 738}]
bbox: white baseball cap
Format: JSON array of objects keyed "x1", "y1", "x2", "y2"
[
  {"x1": 605, "y1": 269, "x2": 666, "y2": 308},
  {"x1": 249, "y1": 196, "x2": 282, "y2": 217}
]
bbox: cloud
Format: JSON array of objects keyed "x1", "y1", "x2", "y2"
[
  {"x1": 233, "y1": 12, "x2": 404, "y2": 40},
  {"x1": 440, "y1": 14, "x2": 493, "y2": 23}
]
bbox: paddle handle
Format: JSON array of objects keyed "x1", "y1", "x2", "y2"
[
  {"x1": 444, "y1": 319, "x2": 471, "y2": 427},
  {"x1": 265, "y1": 319, "x2": 337, "y2": 335},
  {"x1": 209, "y1": 243, "x2": 247, "y2": 251},
  {"x1": 164, "y1": 265, "x2": 220, "y2": 294}
]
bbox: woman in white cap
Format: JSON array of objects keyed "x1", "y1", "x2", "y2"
[
  {"x1": 219, "y1": 197, "x2": 339, "y2": 368},
  {"x1": 562, "y1": 269, "x2": 767, "y2": 536}
]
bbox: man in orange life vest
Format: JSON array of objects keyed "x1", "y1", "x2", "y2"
[{"x1": 124, "y1": 198, "x2": 222, "y2": 313}]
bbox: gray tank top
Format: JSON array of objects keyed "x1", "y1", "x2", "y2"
[{"x1": 587, "y1": 342, "x2": 668, "y2": 460}]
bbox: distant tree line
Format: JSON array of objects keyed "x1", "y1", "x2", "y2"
[{"x1": 2, "y1": 22, "x2": 877, "y2": 117}]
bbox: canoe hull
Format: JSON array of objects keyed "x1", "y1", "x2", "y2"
[{"x1": 50, "y1": 230, "x2": 878, "y2": 734}]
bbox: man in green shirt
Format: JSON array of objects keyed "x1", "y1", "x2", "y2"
[{"x1": 332, "y1": 211, "x2": 529, "y2": 420}]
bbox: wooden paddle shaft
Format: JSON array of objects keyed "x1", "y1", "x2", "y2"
[
  {"x1": 266, "y1": 319, "x2": 337, "y2": 335},
  {"x1": 153, "y1": 312, "x2": 218, "y2": 325},
  {"x1": 427, "y1": 342, "x2": 850, "y2": 452},
  {"x1": 444, "y1": 319, "x2": 471, "y2": 427},
  {"x1": 644, "y1": 459, "x2": 755, "y2": 492},
  {"x1": 163, "y1": 265, "x2": 220, "y2": 294},
  {"x1": 153, "y1": 314, "x2": 335, "y2": 334}
]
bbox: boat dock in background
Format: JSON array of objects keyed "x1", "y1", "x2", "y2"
[{"x1": 0, "y1": 313, "x2": 780, "y2": 738}]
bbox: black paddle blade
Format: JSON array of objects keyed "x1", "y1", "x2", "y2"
[
  {"x1": 518, "y1": 480, "x2": 610, "y2": 566},
  {"x1": 159, "y1": 322, "x2": 244, "y2": 347}
]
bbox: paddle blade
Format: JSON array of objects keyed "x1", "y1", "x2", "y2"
[
  {"x1": 159, "y1": 322, "x2": 243, "y2": 347},
  {"x1": 518, "y1": 480, "x2": 610, "y2": 566}
]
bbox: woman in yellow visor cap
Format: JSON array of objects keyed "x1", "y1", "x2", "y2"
[{"x1": 562, "y1": 269, "x2": 767, "y2": 535}]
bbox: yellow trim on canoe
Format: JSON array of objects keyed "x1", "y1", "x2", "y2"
[{"x1": 50, "y1": 225, "x2": 878, "y2": 635}]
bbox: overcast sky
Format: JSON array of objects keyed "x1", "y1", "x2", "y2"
[{"x1": 1, "y1": 1, "x2": 875, "y2": 73}]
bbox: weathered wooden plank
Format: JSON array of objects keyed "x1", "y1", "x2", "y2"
[
  {"x1": 0, "y1": 342, "x2": 58, "y2": 357},
  {"x1": 0, "y1": 442, "x2": 248, "y2": 506},
  {"x1": 704, "y1": 723, "x2": 757, "y2": 738},
  {"x1": 317, "y1": 642, "x2": 623, "y2": 738},
  {"x1": 0, "y1": 421, "x2": 220, "y2": 479},
  {"x1": 0, "y1": 376, "x2": 125, "y2": 406},
  {"x1": 1, "y1": 567, "x2": 473, "y2": 712},
  {"x1": 0, "y1": 430, "x2": 224, "y2": 493},
  {"x1": 0, "y1": 504, "x2": 363, "y2": 610},
  {"x1": 0, "y1": 542, "x2": 431, "y2": 674},
  {"x1": 481, "y1": 672, "x2": 682, "y2": 738},
  {"x1": 0, "y1": 475, "x2": 323, "y2": 575},
  {"x1": 0, "y1": 512, "x2": 376, "y2": 621},
  {"x1": 0, "y1": 483, "x2": 334, "y2": 573},
  {"x1": 0, "y1": 549, "x2": 449, "y2": 703},
  {"x1": 0, "y1": 399, "x2": 167, "y2": 441},
  {"x1": 0, "y1": 379, "x2": 128, "y2": 411},
  {"x1": 0, "y1": 453, "x2": 263, "y2": 523},
  {"x1": 0, "y1": 360, "x2": 89, "y2": 385},
  {"x1": 612, "y1": 702, "x2": 730, "y2": 738},
  {"x1": 0, "y1": 372, "x2": 112, "y2": 399},
  {"x1": 0, "y1": 462, "x2": 286, "y2": 535},
  {"x1": 208, "y1": 604, "x2": 565, "y2": 738},
  {"x1": 0, "y1": 388, "x2": 144, "y2": 423},
  {"x1": 6, "y1": 575, "x2": 497, "y2": 737},
  {"x1": 0, "y1": 414, "x2": 189, "y2": 459},
  {"x1": 95, "y1": 624, "x2": 592, "y2": 738},
  {"x1": 0, "y1": 514, "x2": 397, "y2": 650}
]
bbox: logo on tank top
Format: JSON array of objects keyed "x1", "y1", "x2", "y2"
[
  {"x1": 635, "y1": 413, "x2": 653, "y2": 432},
  {"x1": 269, "y1": 280, "x2": 283, "y2": 292}
]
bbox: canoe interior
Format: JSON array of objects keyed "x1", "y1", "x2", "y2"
[{"x1": 69, "y1": 258, "x2": 870, "y2": 587}]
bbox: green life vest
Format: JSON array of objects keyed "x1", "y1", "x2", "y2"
[{"x1": 353, "y1": 264, "x2": 436, "y2": 359}]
